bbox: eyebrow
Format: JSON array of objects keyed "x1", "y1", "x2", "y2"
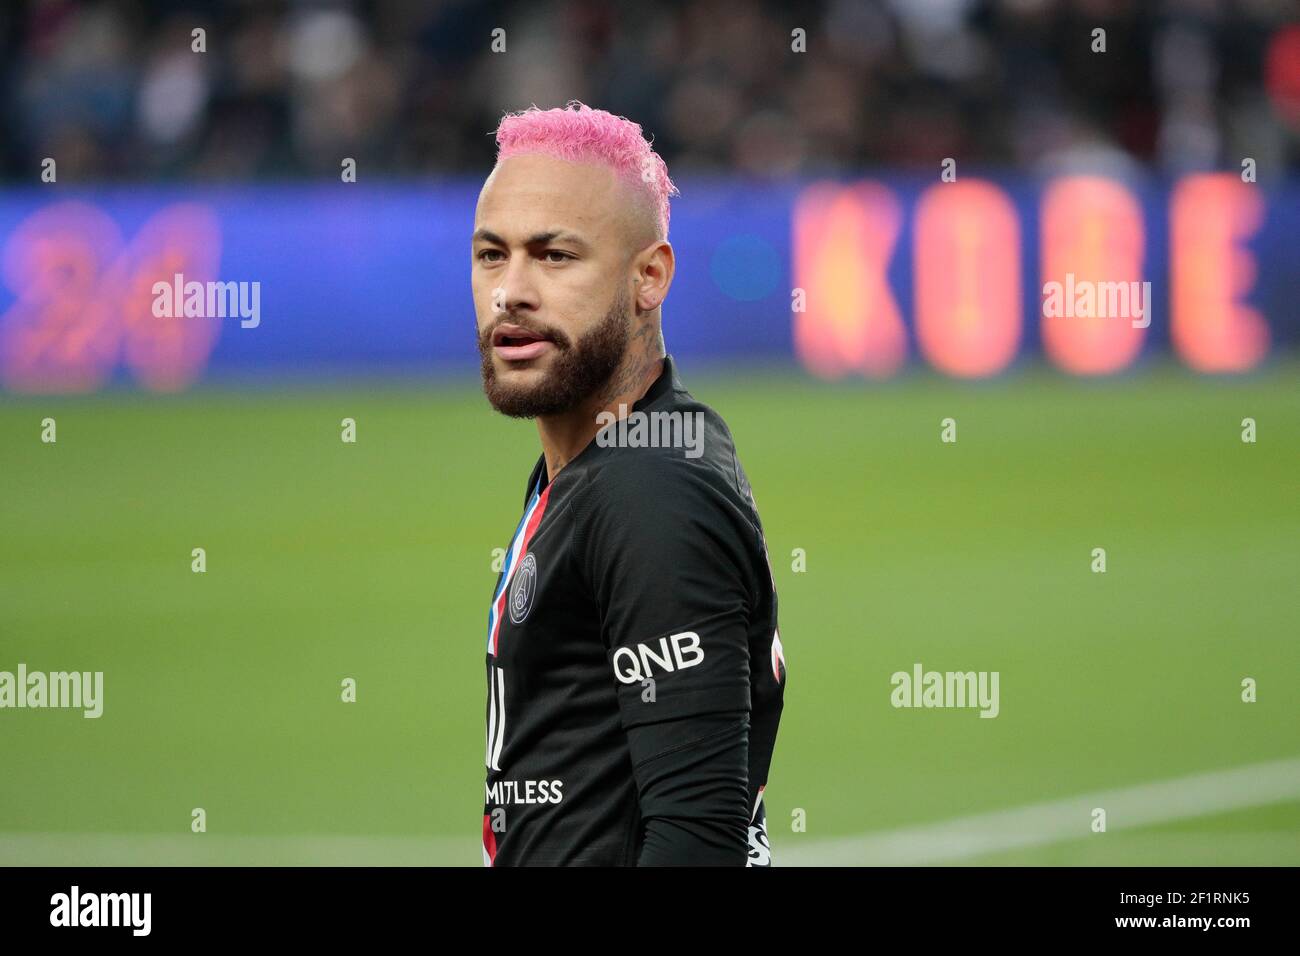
[{"x1": 472, "y1": 228, "x2": 591, "y2": 251}]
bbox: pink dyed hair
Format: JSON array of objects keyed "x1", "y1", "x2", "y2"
[{"x1": 494, "y1": 100, "x2": 679, "y2": 240}]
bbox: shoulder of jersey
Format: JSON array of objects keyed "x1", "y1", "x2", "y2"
[{"x1": 585, "y1": 413, "x2": 740, "y2": 505}]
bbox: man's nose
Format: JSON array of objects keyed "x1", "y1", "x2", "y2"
[{"x1": 494, "y1": 257, "x2": 540, "y2": 314}]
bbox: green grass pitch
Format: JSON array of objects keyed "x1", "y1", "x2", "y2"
[{"x1": 2, "y1": 360, "x2": 1297, "y2": 865}]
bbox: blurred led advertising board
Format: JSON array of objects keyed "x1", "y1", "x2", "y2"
[{"x1": 0, "y1": 173, "x2": 1295, "y2": 392}]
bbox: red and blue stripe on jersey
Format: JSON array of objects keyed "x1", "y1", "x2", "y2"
[
  {"x1": 484, "y1": 479, "x2": 551, "y2": 866},
  {"x1": 486, "y1": 481, "x2": 552, "y2": 657}
]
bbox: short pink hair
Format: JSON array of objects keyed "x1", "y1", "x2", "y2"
[{"x1": 494, "y1": 100, "x2": 679, "y2": 240}]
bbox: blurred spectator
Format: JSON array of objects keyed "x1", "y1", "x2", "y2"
[{"x1": 0, "y1": 0, "x2": 1295, "y2": 182}]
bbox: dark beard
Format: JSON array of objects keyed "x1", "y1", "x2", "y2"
[{"x1": 478, "y1": 286, "x2": 632, "y2": 418}]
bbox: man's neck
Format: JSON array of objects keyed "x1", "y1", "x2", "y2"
[{"x1": 536, "y1": 351, "x2": 665, "y2": 484}]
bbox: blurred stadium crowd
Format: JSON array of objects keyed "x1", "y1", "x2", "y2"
[{"x1": 1, "y1": 0, "x2": 1297, "y2": 182}]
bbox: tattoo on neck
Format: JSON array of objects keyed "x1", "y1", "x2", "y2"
[{"x1": 600, "y1": 349, "x2": 656, "y2": 409}]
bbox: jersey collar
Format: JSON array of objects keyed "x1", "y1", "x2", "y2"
[
  {"x1": 632, "y1": 353, "x2": 679, "y2": 413},
  {"x1": 525, "y1": 353, "x2": 681, "y2": 499}
]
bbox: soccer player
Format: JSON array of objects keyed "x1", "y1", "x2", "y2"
[{"x1": 472, "y1": 101, "x2": 786, "y2": 866}]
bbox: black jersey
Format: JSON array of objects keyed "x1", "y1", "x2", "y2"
[{"x1": 481, "y1": 354, "x2": 787, "y2": 866}]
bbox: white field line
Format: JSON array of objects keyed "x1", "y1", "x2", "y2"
[
  {"x1": 2, "y1": 757, "x2": 1297, "y2": 867},
  {"x1": 776, "y1": 756, "x2": 1300, "y2": 866}
]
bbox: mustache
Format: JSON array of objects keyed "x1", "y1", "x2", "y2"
[{"x1": 478, "y1": 314, "x2": 571, "y2": 351}]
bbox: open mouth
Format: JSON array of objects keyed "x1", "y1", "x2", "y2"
[{"x1": 492, "y1": 323, "x2": 555, "y2": 361}]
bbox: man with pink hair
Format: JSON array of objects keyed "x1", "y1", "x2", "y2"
[{"x1": 472, "y1": 101, "x2": 786, "y2": 866}]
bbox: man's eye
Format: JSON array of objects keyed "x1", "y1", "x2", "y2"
[
  {"x1": 477, "y1": 249, "x2": 504, "y2": 262},
  {"x1": 543, "y1": 251, "x2": 574, "y2": 263}
]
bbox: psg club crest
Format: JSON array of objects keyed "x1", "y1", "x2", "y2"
[{"x1": 508, "y1": 552, "x2": 538, "y2": 624}]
